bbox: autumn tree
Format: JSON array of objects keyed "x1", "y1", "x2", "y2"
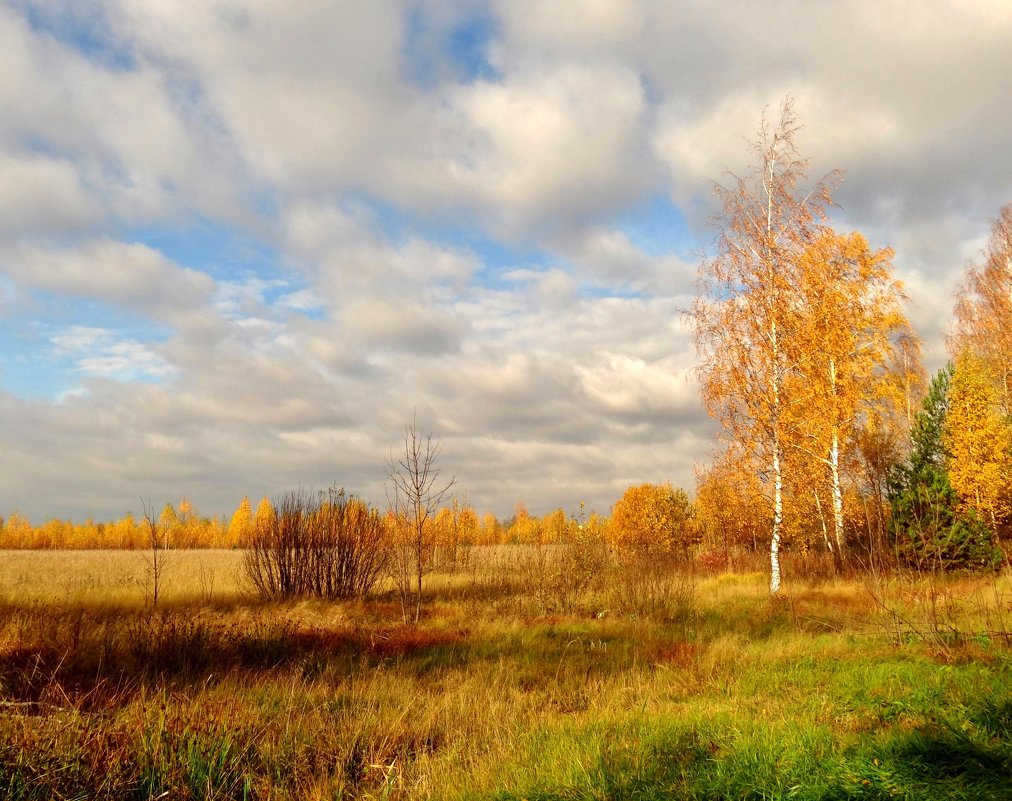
[
  {"x1": 228, "y1": 496, "x2": 254, "y2": 546},
  {"x1": 944, "y1": 352, "x2": 1012, "y2": 552},
  {"x1": 695, "y1": 450, "x2": 769, "y2": 560},
  {"x1": 110, "y1": 513, "x2": 143, "y2": 549},
  {"x1": 157, "y1": 503, "x2": 179, "y2": 545},
  {"x1": 608, "y1": 483, "x2": 697, "y2": 561},
  {"x1": 951, "y1": 203, "x2": 1012, "y2": 413},
  {"x1": 479, "y1": 511, "x2": 502, "y2": 545},
  {"x1": 541, "y1": 508, "x2": 569, "y2": 544},
  {"x1": 253, "y1": 496, "x2": 275, "y2": 539},
  {"x1": 506, "y1": 501, "x2": 542, "y2": 544},
  {"x1": 1, "y1": 513, "x2": 32, "y2": 548},
  {"x1": 694, "y1": 97, "x2": 836, "y2": 593},
  {"x1": 786, "y1": 231, "x2": 915, "y2": 565},
  {"x1": 433, "y1": 496, "x2": 478, "y2": 569}
]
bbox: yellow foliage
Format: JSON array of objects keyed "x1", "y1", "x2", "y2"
[
  {"x1": 228, "y1": 496, "x2": 254, "y2": 546},
  {"x1": 695, "y1": 454, "x2": 768, "y2": 553},
  {"x1": 952, "y1": 203, "x2": 1012, "y2": 414},
  {"x1": 507, "y1": 501, "x2": 543, "y2": 544},
  {"x1": 253, "y1": 496, "x2": 276, "y2": 539},
  {"x1": 945, "y1": 352, "x2": 1012, "y2": 534},
  {"x1": 478, "y1": 512, "x2": 502, "y2": 545},
  {"x1": 608, "y1": 483, "x2": 695, "y2": 559}
]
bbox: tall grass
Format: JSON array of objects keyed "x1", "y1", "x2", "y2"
[{"x1": 0, "y1": 548, "x2": 1007, "y2": 799}]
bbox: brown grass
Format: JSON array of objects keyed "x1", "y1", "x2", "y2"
[{"x1": 0, "y1": 548, "x2": 1007, "y2": 799}]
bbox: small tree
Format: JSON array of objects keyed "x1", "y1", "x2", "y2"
[
  {"x1": 608, "y1": 483, "x2": 697, "y2": 561},
  {"x1": 387, "y1": 417, "x2": 455, "y2": 623},
  {"x1": 227, "y1": 496, "x2": 253, "y2": 546},
  {"x1": 888, "y1": 366, "x2": 1000, "y2": 571},
  {"x1": 141, "y1": 500, "x2": 169, "y2": 609}
]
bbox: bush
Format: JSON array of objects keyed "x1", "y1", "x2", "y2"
[{"x1": 242, "y1": 488, "x2": 388, "y2": 600}]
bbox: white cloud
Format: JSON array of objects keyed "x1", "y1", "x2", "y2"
[
  {"x1": 275, "y1": 289, "x2": 323, "y2": 312},
  {"x1": 50, "y1": 326, "x2": 177, "y2": 382},
  {"x1": 382, "y1": 61, "x2": 654, "y2": 236},
  {"x1": 0, "y1": 152, "x2": 98, "y2": 236},
  {"x1": 103, "y1": 0, "x2": 411, "y2": 191},
  {"x1": 5, "y1": 239, "x2": 215, "y2": 322},
  {"x1": 0, "y1": 5, "x2": 243, "y2": 225},
  {"x1": 578, "y1": 352, "x2": 693, "y2": 421},
  {"x1": 0, "y1": 1, "x2": 1008, "y2": 524}
]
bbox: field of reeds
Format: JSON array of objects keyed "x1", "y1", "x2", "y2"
[{"x1": 0, "y1": 547, "x2": 1009, "y2": 800}]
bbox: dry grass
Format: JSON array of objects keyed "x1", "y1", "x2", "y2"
[
  {"x1": 0, "y1": 548, "x2": 1008, "y2": 799},
  {"x1": 0, "y1": 549, "x2": 246, "y2": 607}
]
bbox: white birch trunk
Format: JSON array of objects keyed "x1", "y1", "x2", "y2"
[
  {"x1": 828, "y1": 357, "x2": 845, "y2": 562},
  {"x1": 830, "y1": 427, "x2": 845, "y2": 559},
  {"x1": 770, "y1": 301, "x2": 783, "y2": 595},
  {"x1": 770, "y1": 435, "x2": 783, "y2": 594}
]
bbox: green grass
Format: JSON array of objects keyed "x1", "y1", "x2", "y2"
[{"x1": 0, "y1": 549, "x2": 1008, "y2": 799}]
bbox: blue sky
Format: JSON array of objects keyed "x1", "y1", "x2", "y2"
[{"x1": 1, "y1": 1, "x2": 1009, "y2": 522}]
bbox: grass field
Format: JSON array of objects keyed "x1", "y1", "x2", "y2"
[{"x1": 0, "y1": 548, "x2": 1008, "y2": 800}]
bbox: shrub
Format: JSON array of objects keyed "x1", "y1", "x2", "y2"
[{"x1": 242, "y1": 488, "x2": 388, "y2": 600}]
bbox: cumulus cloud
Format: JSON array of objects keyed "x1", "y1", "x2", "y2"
[
  {"x1": 0, "y1": 5, "x2": 243, "y2": 225},
  {"x1": 4, "y1": 239, "x2": 215, "y2": 322},
  {"x1": 50, "y1": 326, "x2": 177, "y2": 382},
  {"x1": 0, "y1": 1, "x2": 1008, "y2": 523},
  {"x1": 421, "y1": 61, "x2": 654, "y2": 235},
  {"x1": 0, "y1": 152, "x2": 98, "y2": 236}
]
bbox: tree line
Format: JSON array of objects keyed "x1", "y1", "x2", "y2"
[{"x1": 0, "y1": 484, "x2": 690, "y2": 553}]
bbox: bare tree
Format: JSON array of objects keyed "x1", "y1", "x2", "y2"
[
  {"x1": 141, "y1": 499, "x2": 169, "y2": 609},
  {"x1": 387, "y1": 416, "x2": 455, "y2": 623}
]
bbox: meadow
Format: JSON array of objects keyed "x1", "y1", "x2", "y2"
[{"x1": 0, "y1": 548, "x2": 1008, "y2": 800}]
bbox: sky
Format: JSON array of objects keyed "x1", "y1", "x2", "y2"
[{"x1": 1, "y1": 1, "x2": 1010, "y2": 524}]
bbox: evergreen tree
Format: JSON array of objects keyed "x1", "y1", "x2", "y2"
[{"x1": 888, "y1": 365, "x2": 1000, "y2": 570}]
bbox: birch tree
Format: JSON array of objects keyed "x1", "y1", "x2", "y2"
[
  {"x1": 787, "y1": 231, "x2": 914, "y2": 564},
  {"x1": 694, "y1": 98, "x2": 835, "y2": 593},
  {"x1": 952, "y1": 203, "x2": 1012, "y2": 414},
  {"x1": 944, "y1": 351, "x2": 1012, "y2": 548}
]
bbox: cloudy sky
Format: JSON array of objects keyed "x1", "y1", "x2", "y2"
[{"x1": 1, "y1": 1, "x2": 1009, "y2": 523}]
